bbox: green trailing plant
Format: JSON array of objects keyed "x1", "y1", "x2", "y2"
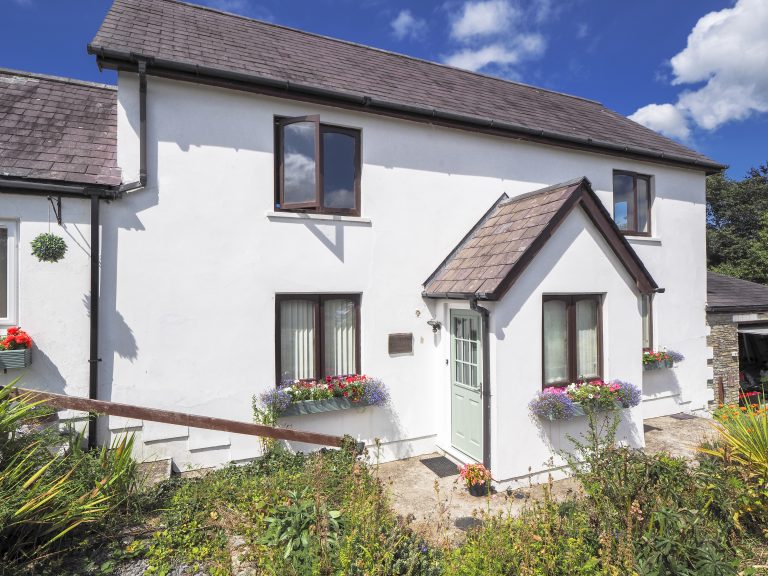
[{"x1": 31, "y1": 232, "x2": 67, "y2": 263}]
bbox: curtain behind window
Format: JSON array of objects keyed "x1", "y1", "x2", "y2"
[
  {"x1": 0, "y1": 228, "x2": 7, "y2": 319},
  {"x1": 641, "y1": 295, "x2": 651, "y2": 349},
  {"x1": 543, "y1": 299, "x2": 568, "y2": 384},
  {"x1": 324, "y1": 298, "x2": 356, "y2": 377},
  {"x1": 280, "y1": 299, "x2": 315, "y2": 381},
  {"x1": 576, "y1": 299, "x2": 599, "y2": 378}
]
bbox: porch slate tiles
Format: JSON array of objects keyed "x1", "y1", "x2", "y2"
[{"x1": 424, "y1": 177, "x2": 658, "y2": 299}]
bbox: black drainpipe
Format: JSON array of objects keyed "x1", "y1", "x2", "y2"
[
  {"x1": 88, "y1": 193, "x2": 100, "y2": 448},
  {"x1": 470, "y1": 298, "x2": 492, "y2": 470},
  {"x1": 87, "y1": 60, "x2": 148, "y2": 449}
]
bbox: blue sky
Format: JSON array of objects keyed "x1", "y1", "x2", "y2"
[{"x1": 3, "y1": 0, "x2": 766, "y2": 178}]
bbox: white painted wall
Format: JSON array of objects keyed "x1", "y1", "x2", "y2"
[
  {"x1": 478, "y1": 207, "x2": 644, "y2": 483},
  {"x1": 0, "y1": 195, "x2": 92, "y2": 410},
  {"x1": 2, "y1": 71, "x2": 709, "y2": 476}
]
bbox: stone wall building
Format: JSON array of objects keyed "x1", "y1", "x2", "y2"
[{"x1": 707, "y1": 272, "x2": 768, "y2": 405}]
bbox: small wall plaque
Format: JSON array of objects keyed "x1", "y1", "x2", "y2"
[{"x1": 388, "y1": 333, "x2": 413, "y2": 355}]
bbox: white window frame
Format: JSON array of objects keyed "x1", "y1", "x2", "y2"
[{"x1": 0, "y1": 220, "x2": 18, "y2": 327}]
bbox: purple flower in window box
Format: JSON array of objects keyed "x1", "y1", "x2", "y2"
[{"x1": 529, "y1": 387, "x2": 577, "y2": 421}]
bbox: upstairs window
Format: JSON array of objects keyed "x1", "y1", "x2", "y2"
[
  {"x1": 543, "y1": 295, "x2": 602, "y2": 387},
  {"x1": 0, "y1": 221, "x2": 17, "y2": 325},
  {"x1": 275, "y1": 115, "x2": 361, "y2": 216},
  {"x1": 613, "y1": 171, "x2": 651, "y2": 235}
]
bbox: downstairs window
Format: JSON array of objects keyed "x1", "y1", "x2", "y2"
[
  {"x1": 543, "y1": 295, "x2": 602, "y2": 387},
  {"x1": 276, "y1": 294, "x2": 360, "y2": 382}
]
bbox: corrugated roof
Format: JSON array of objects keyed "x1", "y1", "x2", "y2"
[
  {"x1": 88, "y1": 0, "x2": 723, "y2": 173},
  {"x1": 0, "y1": 68, "x2": 120, "y2": 187},
  {"x1": 707, "y1": 271, "x2": 768, "y2": 312},
  {"x1": 423, "y1": 177, "x2": 657, "y2": 300}
]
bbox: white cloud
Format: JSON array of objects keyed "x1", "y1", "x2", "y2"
[
  {"x1": 629, "y1": 104, "x2": 691, "y2": 141},
  {"x1": 391, "y1": 10, "x2": 427, "y2": 41},
  {"x1": 444, "y1": 35, "x2": 545, "y2": 72},
  {"x1": 576, "y1": 23, "x2": 588, "y2": 39},
  {"x1": 450, "y1": 0, "x2": 518, "y2": 40},
  {"x1": 200, "y1": 0, "x2": 250, "y2": 12},
  {"x1": 630, "y1": 0, "x2": 768, "y2": 139}
]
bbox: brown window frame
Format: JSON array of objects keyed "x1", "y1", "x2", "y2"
[
  {"x1": 274, "y1": 115, "x2": 362, "y2": 217},
  {"x1": 641, "y1": 294, "x2": 653, "y2": 351},
  {"x1": 613, "y1": 170, "x2": 652, "y2": 236},
  {"x1": 542, "y1": 294, "x2": 603, "y2": 388},
  {"x1": 275, "y1": 293, "x2": 361, "y2": 384}
]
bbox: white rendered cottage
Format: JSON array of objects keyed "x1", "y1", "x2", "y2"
[{"x1": 0, "y1": 0, "x2": 723, "y2": 483}]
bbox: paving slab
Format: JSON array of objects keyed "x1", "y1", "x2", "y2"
[{"x1": 643, "y1": 414, "x2": 715, "y2": 460}]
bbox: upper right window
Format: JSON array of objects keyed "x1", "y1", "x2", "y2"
[{"x1": 613, "y1": 171, "x2": 651, "y2": 235}]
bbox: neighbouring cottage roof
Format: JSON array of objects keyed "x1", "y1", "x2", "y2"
[
  {"x1": 423, "y1": 177, "x2": 658, "y2": 300},
  {"x1": 0, "y1": 68, "x2": 120, "y2": 187},
  {"x1": 707, "y1": 271, "x2": 768, "y2": 313},
  {"x1": 88, "y1": 0, "x2": 723, "y2": 174}
]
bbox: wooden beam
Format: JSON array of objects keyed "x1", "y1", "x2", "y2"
[{"x1": 9, "y1": 387, "x2": 346, "y2": 448}]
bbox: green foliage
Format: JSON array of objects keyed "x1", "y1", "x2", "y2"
[
  {"x1": 0, "y1": 383, "x2": 139, "y2": 570},
  {"x1": 444, "y1": 493, "x2": 600, "y2": 576},
  {"x1": 707, "y1": 163, "x2": 768, "y2": 283},
  {"x1": 701, "y1": 402, "x2": 768, "y2": 537},
  {"x1": 30, "y1": 232, "x2": 68, "y2": 263},
  {"x1": 260, "y1": 487, "x2": 342, "y2": 570}
]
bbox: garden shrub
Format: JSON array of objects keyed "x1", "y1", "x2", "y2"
[{"x1": 0, "y1": 383, "x2": 139, "y2": 570}]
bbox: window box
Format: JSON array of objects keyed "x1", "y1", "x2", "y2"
[
  {"x1": 279, "y1": 396, "x2": 372, "y2": 417},
  {"x1": 529, "y1": 379, "x2": 642, "y2": 421},
  {"x1": 540, "y1": 400, "x2": 624, "y2": 422},
  {"x1": 643, "y1": 359, "x2": 673, "y2": 371},
  {"x1": 0, "y1": 347, "x2": 31, "y2": 370},
  {"x1": 642, "y1": 350, "x2": 683, "y2": 371}
]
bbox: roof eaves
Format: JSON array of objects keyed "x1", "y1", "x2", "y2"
[
  {"x1": 0, "y1": 176, "x2": 119, "y2": 199},
  {"x1": 88, "y1": 47, "x2": 726, "y2": 174}
]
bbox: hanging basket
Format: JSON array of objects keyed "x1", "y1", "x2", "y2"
[{"x1": 31, "y1": 233, "x2": 67, "y2": 263}]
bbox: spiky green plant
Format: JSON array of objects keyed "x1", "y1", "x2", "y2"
[{"x1": 0, "y1": 381, "x2": 139, "y2": 565}]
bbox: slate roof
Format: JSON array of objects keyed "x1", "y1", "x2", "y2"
[
  {"x1": 423, "y1": 177, "x2": 657, "y2": 300},
  {"x1": 707, "y1": 272, "x2": 768, "y2": 313},
  {"x1": 0, "y1": 68, "x2": 120, "y2": 187},
  {"x1": 89, "y1": 0, "x2": 723, "y2": 173}
]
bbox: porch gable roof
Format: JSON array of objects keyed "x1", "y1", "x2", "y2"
[{"x1": 422, "y1": 177, "x2": 658, "y2": 300}]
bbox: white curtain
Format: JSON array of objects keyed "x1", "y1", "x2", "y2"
[
  {"x1": 641, "y1": 295, "x2": 651, "y2": 349},
  {"x1": 324, "y1": 298, "x2": 356, "y2": 377},
  {"x1": 543, "y1": 300, "x2": 568, "y2": 384},
  {"x1": 280, "y1": 299, "x2": 315, "y2": 381},
  {"x1": 576, "y1": 299, "x2": 599, "y2": 378},
  {"x1": 0, "y1": 228, "x2": 7, "y2": 319}
]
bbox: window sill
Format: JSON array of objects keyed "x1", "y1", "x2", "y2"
[
  {"x1": 266, "y1": 211, "x2": 372, "y2": 225},
  {"x1": 624, "y1": 235, "x2": 662, "y2": 245}
]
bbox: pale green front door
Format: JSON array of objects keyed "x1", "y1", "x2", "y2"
[{"x1": 450, "y1": 309, "x2": 483, "y2": 461}]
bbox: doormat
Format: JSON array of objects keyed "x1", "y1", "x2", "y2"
[
  {"x1": 454, "y1": 516, "x2": 483, "y2": 531},
  {"x1": 670, "y1": 412, "x2": 696, "y2": 420},
  {"x1": 644, "y1": 423, "x2": 661, "y2": 433},
  {"x1": 420, "y1": 456, "x2": 459, "y2": 478}
]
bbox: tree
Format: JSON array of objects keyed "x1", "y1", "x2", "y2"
[{"x1": 707, "y1": 163, "x2": 768, "y2": 284}]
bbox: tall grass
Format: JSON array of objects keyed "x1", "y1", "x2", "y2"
[{"x1": 0, "y1": 381, "x2": 139, "y2": 567}]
